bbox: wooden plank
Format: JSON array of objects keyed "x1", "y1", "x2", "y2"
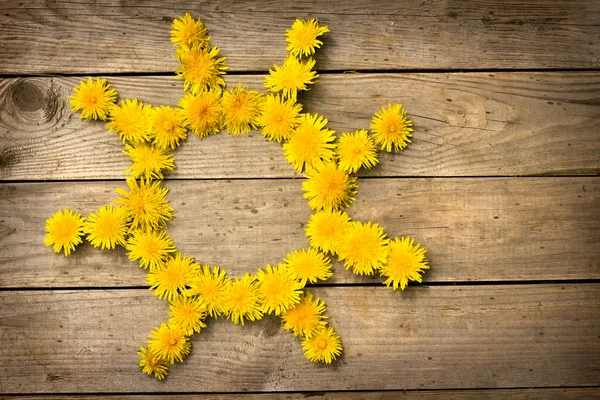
[
  {"x1": 1, "y1": 72, "x2": 600, "y2": 181},
  {"x1": 5, "y1": 388, "x2": 600, "y2": 399},
  {"x1": 0, "y1": 178, "x2": 598, "y2": 288},
  {"x1": 0, "y1": 285, "x2": 598, "y2": 392},
  {"x1": 1, "y1": 0, "x2": 599, "y2": 73}
]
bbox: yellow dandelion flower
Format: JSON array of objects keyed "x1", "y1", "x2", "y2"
[
  {"x1": 283, "y1": 248, "x2": 332, "y2": 286},
  {"x1": 302, "y1": 326, "x2": 342, "y2": 364},
  {"x1": 138, "y1": 346, "x2": 169, "y2": 380},
  {"x1": 302, "y1": 161, "x2": 357, "y2": 211},
  {"x1": 151, "y1": 106, "x2": 187, "y2": 150},
  {"x1": 256, "y1": 264, "x2": 303, "y2": 315},
  {"x1": 123, "y1": 143, "x2": 175, "y2": 180},
  {"x1": 178, "y1": 89, "x2": 222, "y2": 138},
  {"x1": 338, "y1": 221, "x2": 390, "y2": 276},
  {"x1": 147, "y1": 253, "x2": 200, "y2": 301},
  {"x1": 169, "y1": 296, "x2": 207, "y2": 336},
  {"x1": 175, "y1": 44, "x2": 228, "y2": 94},
  {"x1": 225, "y1": 274, "x2": 263, "y2": 326},
  {"x1": 336, "y1": 129, "x2": 379, "y2": 174},
  {"x1": 107, "y1": 99, "x2": 153, "y2": 145},
  {"x1": 264, "y1": 56, "x2": 318, "y2": 101},
  {"x1": 83, "y1": 205, "x2": 129, "y2": 250},
  {"x1": 171, "y1": 13, "x2": 209, "y2": 48},
  {"x1": 370, "y1": 103, "x2": 413, "y2": 152},
  {"x1": 148, "y1": 323, "x2": 190, "y2": 365},
  {"x1": 186, "y1": 265, "x2": 231, "y2": 318},
  {"x1": 305, "y1": 209, "x2": 351, "y2": 255},
  {"x1": 222, "y1": 85, "x2": 264, "y2": 135},
  {"x1": 69, "y1": 77, "x2": 117, "y2": 120},
  {"x1": 283, "y1": 113, "x2": 336, "y2": 172},
  {"x1": 43, "y1": 208, "x2": 86, "y2": 256},
  {"x1": 285, "y1": 18, "x2": 329, "y2": 58},
  {"x1": 115, "y1": 178, "x2": 173, "y2": 231},
  {"x1": 282, "y1": 292, "x2": 327, "y2": 338},
  {"x1": 381, "y1": 237, "x2": 429, "y2": 290},
  {"x1": 126, "y1": 229, "x2": 176, "y2": 270},
  {"x1": 258, "y1": 94, "x2": 302, "y2": 142}
]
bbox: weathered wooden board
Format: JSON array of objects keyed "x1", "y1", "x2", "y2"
[
  {"x1": 7, "y1": 388, "x2": 600, "y2": 399},
  {"x1": 1, "y1": 178, "x2": 598, "y2": 288},
  {"x1": 1, "y1": 72, "x2": 599, "y2": 181},
  {"x1": 0, "y1": 285, "x2": 598, "y2": 393},
  {"x1": 1, "y1": 0, "x2": 599, "y2": 74}
]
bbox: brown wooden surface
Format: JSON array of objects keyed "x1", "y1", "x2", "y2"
[
  {"x1": 1, "y1": 0, "x2": 599, "y2": 396},
  {"x1": 4, "y1": 388, "x2": 600, "y2": 400},
  {"x1": 2, "y1": 72, "x2": 600, "y2": 181},
  {"x1": 1, "y1": 0, "x2": 600, "y2": 74},
  {"x1": 1, "y1": 177, "x2": 598, "y2": 288},
  {"x1": 1, "y1": 285, "x2": 599, "y2": 393}
]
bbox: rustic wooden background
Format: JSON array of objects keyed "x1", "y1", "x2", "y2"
[{"x1": 1, "y1": 1, "x2": 599, "y2": 398}]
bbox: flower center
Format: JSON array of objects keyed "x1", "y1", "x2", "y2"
[
  {"x1": 316, "y1": 338, "x2": 328, "y2": 349},
  {"x1": 169, "y1": 338, "x2": 177, "y2": 346}
]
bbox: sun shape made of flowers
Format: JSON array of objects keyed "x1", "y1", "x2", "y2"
[{"x1": 45, "y1": 14, "x2": 430, "y2": 380}]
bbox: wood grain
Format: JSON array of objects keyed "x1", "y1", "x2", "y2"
[
  {"x1": 0, "y1": 285, "x2": 598, "y2": 393},
  {"x1": 1, "y1": 0, "x2": 599, "y2": 74},
  {"x1": 1, "y1": 72, "x2": 600, "y2": 181},
  {"x1": 1, "y1": 178, "x2": 598, "y2": 288},
  {"x1": 6, "y1": 388, "x2": 600, "y2": 399}
]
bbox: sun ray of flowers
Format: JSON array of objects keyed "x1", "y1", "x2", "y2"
[
  {"x1": 151, "y1": 106, "x2": 188, "y2": 150},
  {"x1": 283, "y1": 248, "x2": 332, "y2": 286},
  {"x1": 69, "y1": 77, "x2": 117, "y2": 121},
  {"x1": 258, "y1": 94, "x2": 303, "y2": 142},
  {"x1": 301, "y1": 326, "x2": 342, "y2": 364},
  {"x1": 186, "y1": 265, "x2": 231, "y2": 318},
  {"x1": 282, "y1": 291, "x2": 328, "y2": 338},
  {"x1": 83, "y1": 205, "x2": 130, "y2": 250},
  {"x1": 171, "y1": 12, "x2": 210, "y2": 48},
  {"x1": 256, "y1": 264, "x2": 303, "y2": 315},
  {"x1": 380, "y1": 237, "x2": 429, "y2": 290},
  {"x1": 126, "y1": 229, "x2": 176, "y2": 270},
  {"x1": 338, "y1": 221, "x2": 390, "y2": 276},
  {"x1": 222, "y1": 85, "x2": 264, "y2": 135},
  {"x1": 224, "y1": 274, "x2": 263, "y2": 326},
  {"x1": 302, "y1": 161, "x2": 358, "y2": 211},
  {"x1": 115, "y1": 178, "x2": 174, "y2": 231},
  {"x1": 283, "y1": 113, "x2": 336, "y2": 172},
  {"x1": 175, "y1": 44, "x2": 229, "y2": 94},
  {"x1": 178, "y1": 89, "x2": 223, "y2": 138},
  {"x1": 138, "y1": 346, "x2": 169, "y2": 380},
  {"x1": 107, "y1": 99, "x2": 154, "y2": 145},
  {"x1": 169, "y1": 296, "x2": 207, "y2": 336},
  {"x1": 44, "y1": 209, "x2": 86, "y2": 256},
  {"x1": 305, "y1": 209, "x2": 352, "y2": 255},
  {"x1": 285, "y1": 18, "x2": 329, "y2": 58},
  {"x1": 147, "y1": 253, "x2": 200, "y2": 301},
  {"x1": 370, "y1": 103, "x2": 413, "y2": 152},
  {"x1": 336, "y1": 129, "x2": 379, "y2": 174},
  {"x1": 148, "y1": 322, "x2": 191, "y2": 365},
  {"x1": 264, "y1": 56, "x2": 318, "y2": 101}
]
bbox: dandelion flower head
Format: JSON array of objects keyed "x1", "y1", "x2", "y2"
[
  {"x1": 225, "y1": 274, "x2": 263, "y2": 326},
  {"x1": 43, "y1": 208, "x2": 86, "y2": 256},
  {"x1": 370, "y1": 103, "x2": 413, "y2": 152},
  {"x1": 115, "y1": 178, "x2": 173, "y2": 231},
  {"x1": 171, "y1": 12, "x2": 210, "y2": 48},
  {"x1": 126, "y1": 229, "x2": 176, "y2": 270},
  {"x1": 69, "y1": 77, "x2": 117, "y2": 121},
  {"x1": 282, "y1": 113, "x2": 336, "y2": 172},
  {"x1": 258, "y1": 94, "x2": 302, "y2": 142},
  {"x1": 336, "y1": 129, "x2": 379, "y2": 174},
  {"x1": 178, "y1": 89, "x2": 223, "y2": 138},
  {"x1": 151, "y1": 106, "x2": 187, "y2": 150},
  {"x1": 107, "y1": 99, "x2": 153, "y2": 145},
  {"x1": 186, "y1": 265, "x2": 231, "y2": 318},
  {"x1": 264, "y1": 56, "x2": 318, "y2": 101},
  {"x1": 302, "y1": 161, "x2": 358, "y2": 211},
  {"x1": 169, "y1": 295, "x2": 207, "y2": 335},
  {"x1": 256, "y1": 264, "x2": 303, "y2": 315},
  {"x1": 222, "y1": 85, "x2": 264, "y2": 135},
  {"x1": 83, "y1": 205, "x2": 129, "y2": 250},
  {"x1": 176, "y1": 44, "x2": 228, "y2": 94},
  {"x1": 283, "y1": 248, "x2": 332, "y2": 286},
  {"x1": 147, "y1": 253, "x2": 200, "y2": 301},
  {"x1": 148, "y1": 322, "x2": 190, "y2": 365},
  {"x1": 305, "y1": 209, "x2": 351, "y2": 255},
  {"x1": 123, "y1": 143, "x2": 175, "y2": 180},
  {"x1": 380, "y1": 237, "x2": 429, "y2": 290},
  {"x1": 138, "y1": 346, "x2": 169, "y2": 380},
  {"x1": 338, "y1": 221, "x2": 390, "y2": 276},
  {"x1": 282, "y1": 292, "x2": 327, "y2": 338},
  {"x1": 285, "y1": 18, "x2": 329, "y2": 58},
  {"x1": 302, "y1": 326, "x2": 342, "y2": 364}
]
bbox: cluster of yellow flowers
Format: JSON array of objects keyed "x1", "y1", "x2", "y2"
[{"x1": 44, "y1": 14, "x2": 429, "y2": 380}]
